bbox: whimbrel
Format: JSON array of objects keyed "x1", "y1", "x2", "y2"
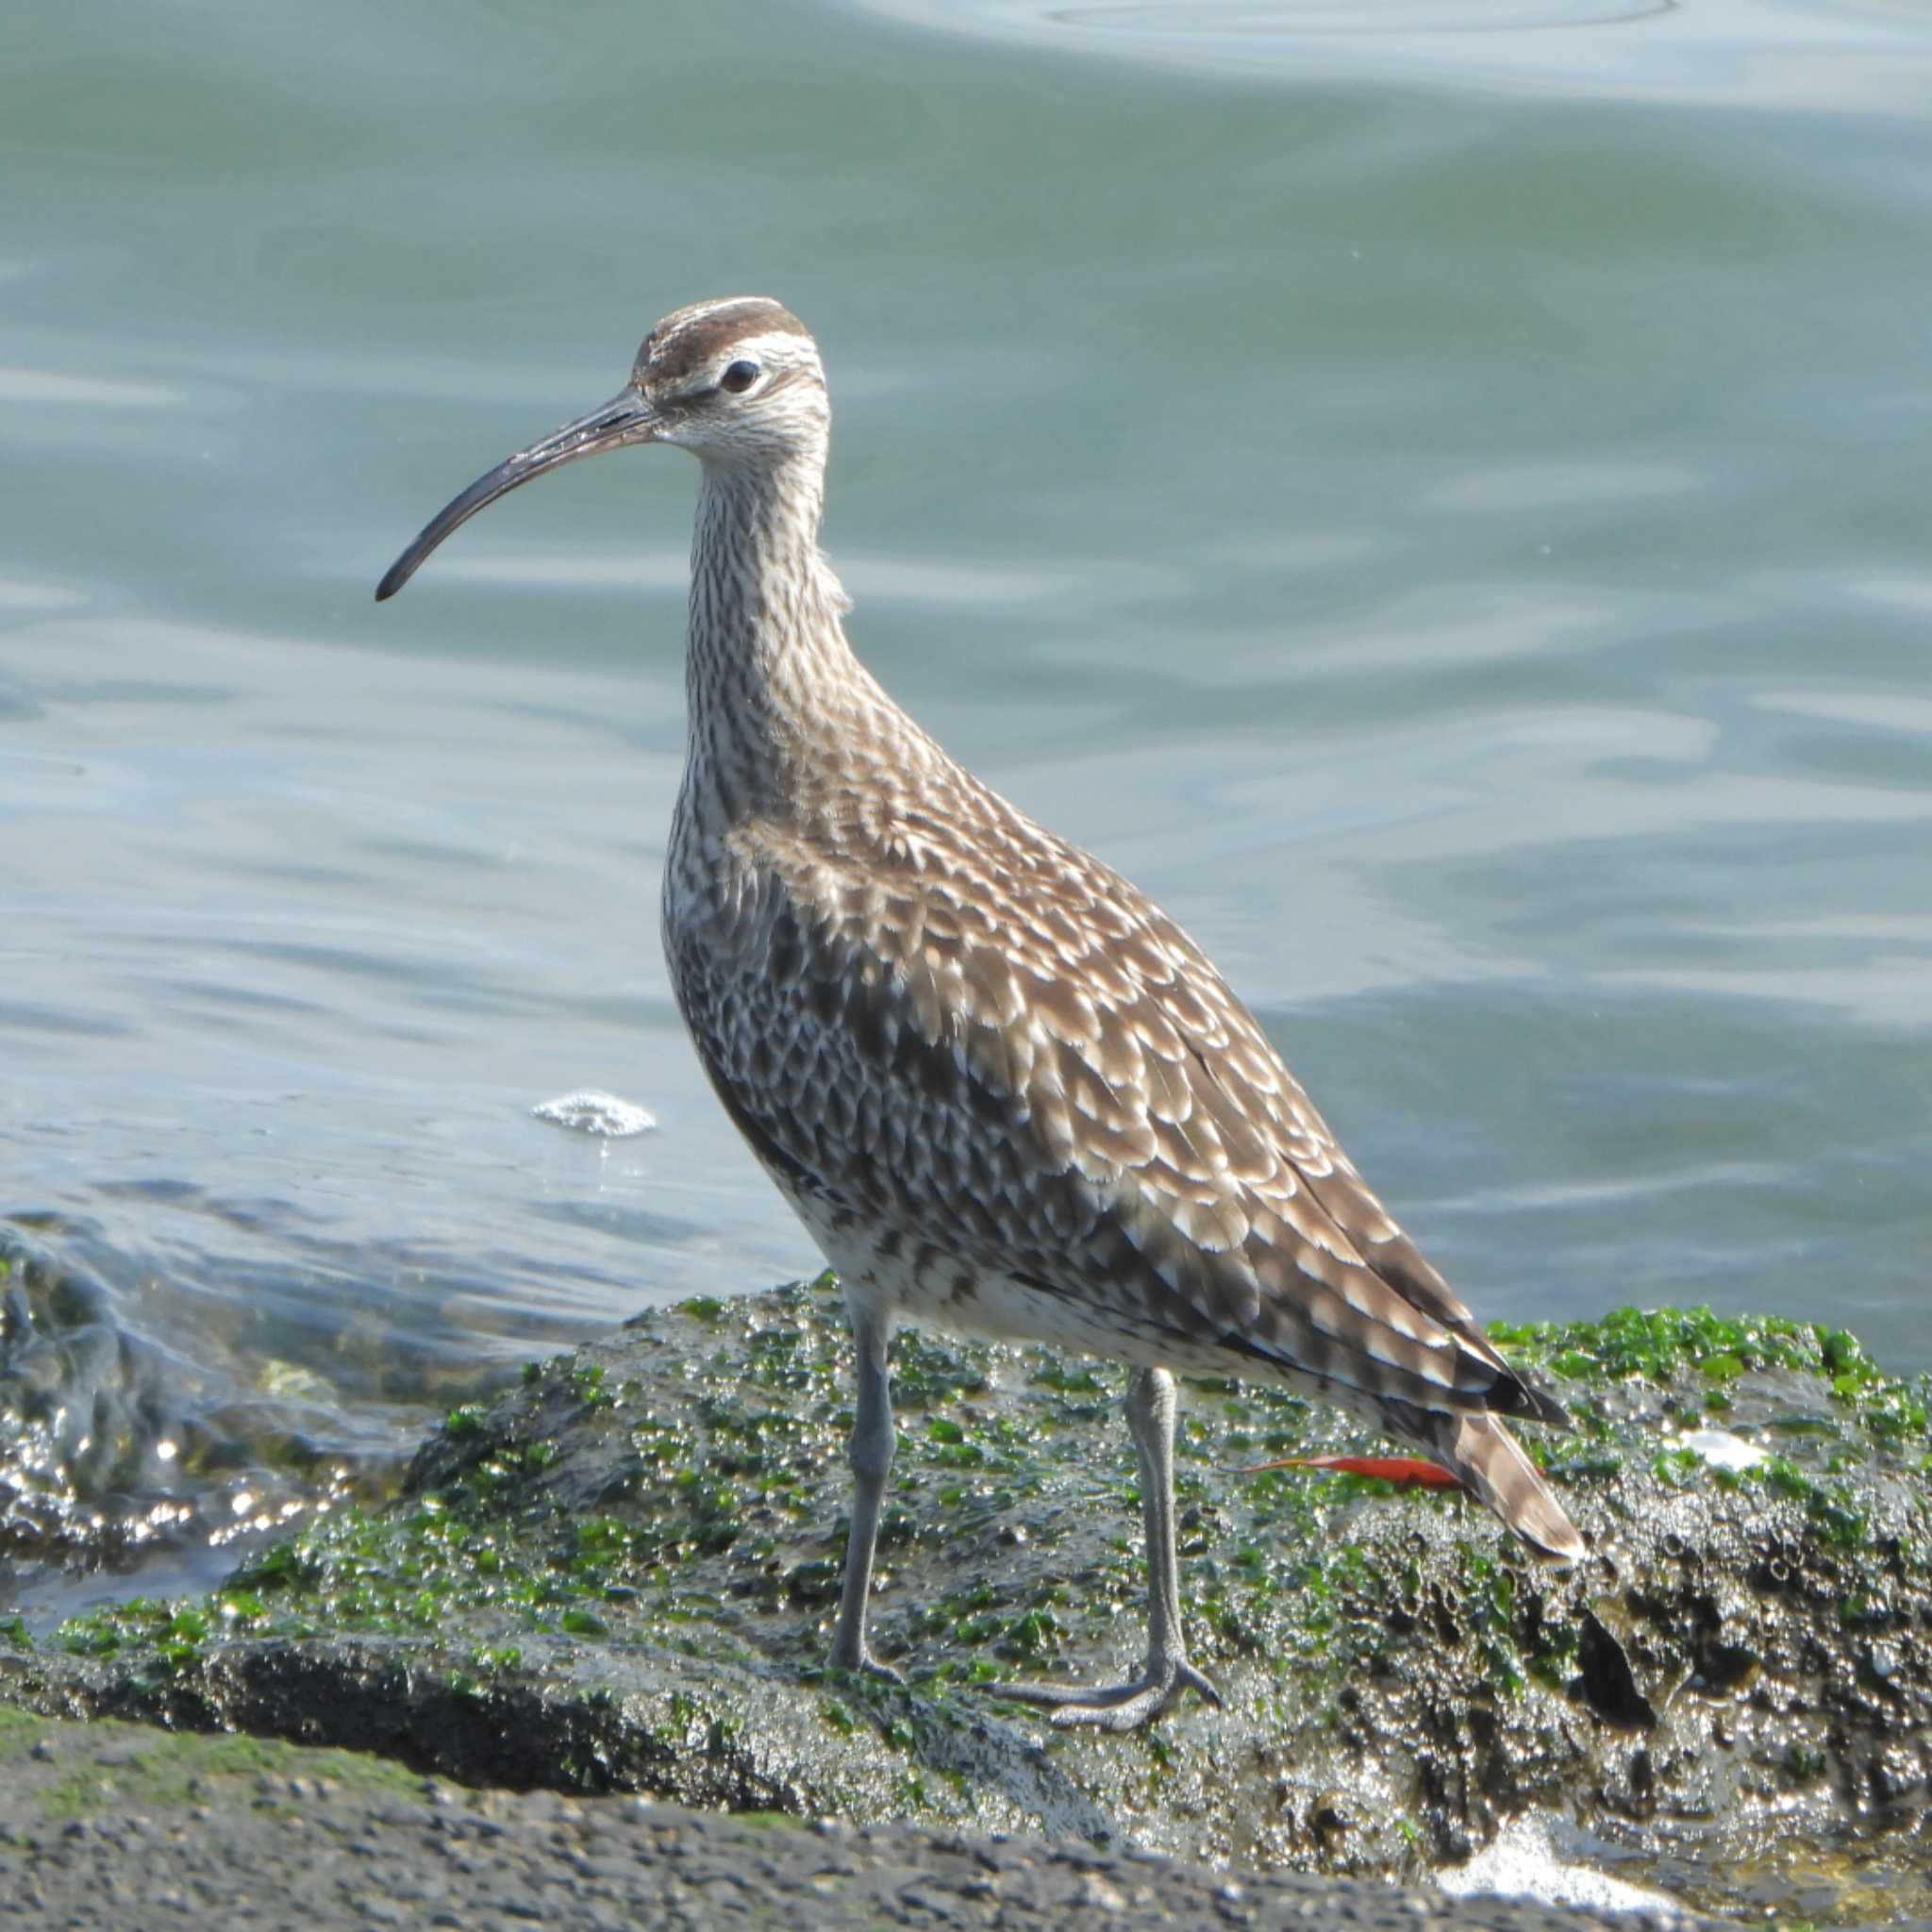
[{"x1": 377, "y1": 296, "x2": 1583, "y2": 1730}]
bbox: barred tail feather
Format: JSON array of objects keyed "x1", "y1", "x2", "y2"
[{"x1": 1402, "y1": 1409, "x2": 1586, "y2": 1561}]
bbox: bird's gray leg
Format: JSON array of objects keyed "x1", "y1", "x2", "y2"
[
  {"x1": 828, "y1": 1296, "x2": 903, "y2": 1684},
  {"x1": 993, "y1": 1364, "x2": 1220, "y2": 1731}
]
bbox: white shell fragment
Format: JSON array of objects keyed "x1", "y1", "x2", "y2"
[{"x1": 1674, "y1": 1428, "x2": 1769, "y2": 1474}]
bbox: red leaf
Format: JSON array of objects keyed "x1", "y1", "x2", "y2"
[{"x1": 1237, "y1": 1452, "x2": 1462, "y2": 1490}]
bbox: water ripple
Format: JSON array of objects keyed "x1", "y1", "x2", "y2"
[
  {"x1": 836, "y1": 0, "x2": 1932, "y2": 108},
  {"x1": 1058, "y1": 0, "x2": 1672, "y2": 37}
]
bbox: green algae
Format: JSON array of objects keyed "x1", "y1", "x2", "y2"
[
  {"x1": 36, "y1": 1723, "x2": 421, "y2": 1820},
  {"x1": 10, "y1": 1280, "x2": 1929, "y2": 1920},
  {"x1": 42, "y1": 1278, "x2": 1082, "y2": 1679},
  {"x1": 44, "y1": 1288, "x2": 1924, "y2": 1704},
  {"x1": 43, "y1": 1268, "x2": 1583, "y2": 1798},
  {"x1": 0, "y1": 1701, "x2": 418, "y2": 1822},
  {"x1": 1489, "y1": 1304, "x2": 1931, "y2": 1447}
]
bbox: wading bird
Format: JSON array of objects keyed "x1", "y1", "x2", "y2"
[{"x1": 377, "y1": 297, "x2": 1582, "y2": 1730}]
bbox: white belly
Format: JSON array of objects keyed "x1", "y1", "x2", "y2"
[{"x1": 783, "y1": 1184, "x2": 1195, "y2": 1370}]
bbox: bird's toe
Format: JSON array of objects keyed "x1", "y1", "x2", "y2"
[
  {"x1": 987, "y1": 1657, "x2": 1219, "y2": 1731},
  {"x1": 828, "y1": 1648, "x2": 906, "y2": 1690}
]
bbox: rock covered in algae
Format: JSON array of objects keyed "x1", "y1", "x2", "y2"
[{"x1": 3, "y1": 1277, "x2": 1928, "y2": 1921}]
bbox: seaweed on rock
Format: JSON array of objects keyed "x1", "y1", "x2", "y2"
[{"x1": 4, "y1": 1277, "x2": 1928, "y2": 1921}]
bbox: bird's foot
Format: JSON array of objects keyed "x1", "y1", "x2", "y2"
[
  {"x1": 828, "y1": 1644, "x2": 905, "y2": 1690},
  {"x1": 990, "y1": 1656, "x2": 1221, "y2": 1732}
]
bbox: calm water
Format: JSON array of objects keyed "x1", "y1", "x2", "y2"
[{"x1": 4, "y1": 0, "x2": 1929, "y2": 1611}]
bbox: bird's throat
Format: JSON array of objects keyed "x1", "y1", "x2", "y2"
[{"x1": 682, "y1": 457, "x2": 871, "y2": 824}]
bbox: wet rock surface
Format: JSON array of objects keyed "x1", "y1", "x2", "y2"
[
  {"x1": 3, "y1": 1277, "x2": 1929, "y2": 1924},
  {"x1": 0, "y1": 1709, "x2": 1725, "y2": 1932}
]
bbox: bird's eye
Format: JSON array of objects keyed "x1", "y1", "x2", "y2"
[{"x1": 719, "y1": 359, "x2": 761, "y2": 394}]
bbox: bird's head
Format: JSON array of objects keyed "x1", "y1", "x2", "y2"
[
  {"x1": 632, "y1": 295, "x2": 828, "y2": 465},
  {"x1": 376, "y1": 295, "x2": 826, "y2": 602}
]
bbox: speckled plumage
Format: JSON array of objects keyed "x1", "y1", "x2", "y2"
[{"x1": 380, "y1": 295, "x2": 1583, "y2": 1729}]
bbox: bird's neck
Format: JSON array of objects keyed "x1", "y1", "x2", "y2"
[{"x1": 681, "y1": 453, "x2": 885, "y2": 822}]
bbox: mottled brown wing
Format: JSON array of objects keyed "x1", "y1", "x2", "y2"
[
  {"x1": 672, "y1": 798, "x2": 1548, "y2": 1425},
  {"x1": 1111, "y1": 876, "x2": 1569, "y2": 1427}
]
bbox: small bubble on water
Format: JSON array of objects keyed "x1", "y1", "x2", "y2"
[{"x1": 531, "y1": 1091, "x2": 657, "y2": 1139}]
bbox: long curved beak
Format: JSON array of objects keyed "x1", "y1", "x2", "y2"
[{"x1": 375, "y1": 386, "x2": 657, "y2": 602}]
